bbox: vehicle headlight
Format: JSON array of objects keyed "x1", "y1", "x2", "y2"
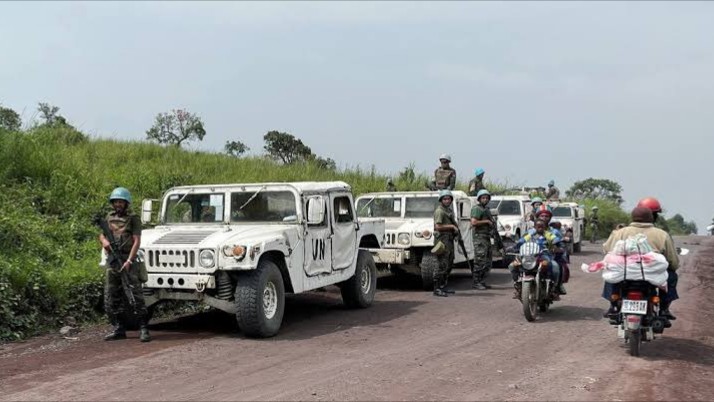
[
  {"x1": 504, "y1": 224, "x2": 512, "y2": 231},
  {"x1": 199, "y1": 249, "x2": 215, "y2": 268},
  {"x1": 522, "y1": 255, "x2": 538, "y2": 270},
  {"x1": 222, "y1": 245, "x2": 247, "y2": 261},
  {"x1": 414, "y1": 229, "x2": 432, "y2": 240},
  {"x1": 398, "y1": 233, "x2": 411, "y2": 245}
]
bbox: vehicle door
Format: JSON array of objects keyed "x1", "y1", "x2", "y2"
[
  {"x1": 454, "y1": 197, "x2": 474, "y2": 263},
  {"x1": 329, "y1": 193, "x2": 358, "y2": 271},
  {"x1": 303, "y1": 195, "x2": 333, "y2": 276}
]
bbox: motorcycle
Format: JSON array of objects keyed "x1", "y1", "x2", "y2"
[
  {"x1": 613, "y1": 247, "x2": 689, "y2": 356},
  {"x1": 513, "y1": 241, "x2": 560, "y2": 322}
]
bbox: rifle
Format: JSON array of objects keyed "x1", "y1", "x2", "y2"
[{"x1": 93, "y1": 215, "x2": 136, "y2": 309}]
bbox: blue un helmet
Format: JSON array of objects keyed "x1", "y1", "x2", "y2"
[
  {"x1": 109, "y1": 187, "x2": 132, "y2": 204},
  {"x1": 474, "y1": 167, "x2": 485, "y2": 176},
  {"x1": 438, "y1": 189, "x2": 453, "y2": 201},
  {"x1": 476, "y1": 189, "x2": 491, "y2": 201}
]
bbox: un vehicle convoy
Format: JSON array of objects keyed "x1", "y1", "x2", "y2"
[{"x1": 132, "y1": 181, "x2": 385, "y2": 338}]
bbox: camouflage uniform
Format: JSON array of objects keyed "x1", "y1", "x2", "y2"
[
  {"x1": 386, "y1": 183, "x2": 397, "y2": 192},
  {"x1": 433, "y1": 204, "x2": 456, "y2": 290},
  {"x1": 104, "y1": 211, "x2": 147, "y2": 317},
  {"x1": 470, "y1": 203, "x2": 493, "y2": 286},
  {"x1": 434, "y1": 167, "x2": 457, "y2": 190},
  {"x1": 468, "y1": 177, "x2": 485, "y2": 196}
]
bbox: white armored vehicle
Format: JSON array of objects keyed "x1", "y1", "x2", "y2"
[
  {"x1": 136, "y1": 181, "x2": 385, "y2": 338},
  {"x1": 355, "y1": 190, "x2": 475, "y2": 289},
  {"x1": 549, "y1": 201, "x2": 585, "y2": 253}
]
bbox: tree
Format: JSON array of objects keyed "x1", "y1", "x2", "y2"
[
  {"x1": 263, "y1": 131, "x2": 313, "y2": 164},
  {"x1": 146, "y1": 109, "x2": 206, "y2": 148},
  {"x1": 566, "y1": 178, "x2": 624, "y2": 204},
  {"x1": 0, "y1": 105, "x2": 21, "y2": 131},
  {"x1": 665, "y1": 213, "x2": 698, "y2": 235},
  {"x1": 225, "y1": 140, "x2": 249, "y2": 157},
  {"x1": 37, "y1": 102, "x2": 72, "y2": 128},
  {"x1": 312, "y1": 155, "x2": 336, "y2": 170}
]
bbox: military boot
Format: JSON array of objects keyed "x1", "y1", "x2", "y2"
[
  {"x1": 660, "y1": 302, "x2": 676, "y2": 320},
  {"x1": 139, "y1": 316, "x2": 152, "y2": 342},
  {"x1": 104, "y1": 315, "x2": 127, "y2": 341},
  {"x1": 433, "y1": 279, "x2": 448, "y2": 297}
]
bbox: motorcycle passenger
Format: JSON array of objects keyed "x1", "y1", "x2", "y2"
[
  {"x1": 525, "y1": 197, "x2": 544, "y2": 223},
  {"x1": 601, "y1": 206, "x2": 679, "y2": 325},
  {"x1": 532, "y1": 206, "x2": 567, "y2": 295}
]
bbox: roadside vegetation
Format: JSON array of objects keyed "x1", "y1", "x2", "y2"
[{"x1": 0, "y1": 102, "x2": 697, "y2": 341}]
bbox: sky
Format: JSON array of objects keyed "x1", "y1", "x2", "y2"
[{"x1": 1, "y1": 1, "x2": 712, "y2": 233}]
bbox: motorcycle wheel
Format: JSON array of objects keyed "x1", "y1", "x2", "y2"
[
  {"x1": 628, "y1": 330, "x2": 641, "y2": 357},
  {"x1": 522, "y1": 281, "x2": 537, "y2": 322}
]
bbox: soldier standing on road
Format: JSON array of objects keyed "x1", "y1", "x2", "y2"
[
  {"x1": 433, "y1": 190, "x2": 458, "y2": 297},
  {"x1": 434, "y1": 154, "x2": 456, "y2": 190},
  {"x1": 470, "y1": 189, "x2": 494, "y2": 290},
  {"x1": 468, "y1": 168, "x2": 486, "y2": 196},
  {"x1": 545, "y1": 180, "x2": 560, "y2": 201},
  {"x1": 100, "y1": 187, "x2": 151, "y2": 342},
  {"x1": 386, "y1": 178, "x2": 397, "y2": 192}
]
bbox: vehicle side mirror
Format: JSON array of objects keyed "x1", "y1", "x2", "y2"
[
  {"x1": 141, "y1": 199, "x2": 154, "y2": 224},
  {"x1": 306, "y1": 196, "x2": 325, "y2": 225}
]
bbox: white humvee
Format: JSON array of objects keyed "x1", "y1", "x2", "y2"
[
  {"x1": 354, "y1": 191, "x2": 475, "y2": 289},
  {"x1": 133, "y1": 181, "x2": 385, "y2": 338}
]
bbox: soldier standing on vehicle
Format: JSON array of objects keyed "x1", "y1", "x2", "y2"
[
  {"x1": 433, "y1": 190, "x2": 458, "y2": 297},
  {"x1": 386, "y1": 178, "x2": 397, "y2": 192},
  {"x1": 434, "y1": 154, "x2": 456, "y2": 190},
  {"x1": 468, "y1": 167, "x2": 486, "y2": 196},
  {"x1": 100, "y1": 187, "x2": 151, "y2": 342},
  {"x1": 545, "y1": 180, "x2": 560, "y2": 201},
  {"x1": 470, "y1": 189, "x2": 494, "y2": 290}
]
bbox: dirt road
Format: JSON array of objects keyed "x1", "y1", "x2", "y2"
[{"x1": 1, "y1": 237, "x2": 712, "y2": 401}]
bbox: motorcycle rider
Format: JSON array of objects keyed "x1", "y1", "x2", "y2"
[
  {"x1": 531, "y1": 206, "x2": 567, "y2": 295},
  {"x1": 601, "y1": 205, "x2": 679, "y2": 324},
  {"x1": 510, "y1": 219, "x2": 562, "y2": 299}
]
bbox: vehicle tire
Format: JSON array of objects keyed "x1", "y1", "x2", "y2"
[
  {"x1": 235, "y1": 259, "x2": 285, "y2": 338},
  {"x1": 341, "y1": 250, "x2": 377, "y2": 308},
  {"x1": 522, "y1": 281, "x2": 537, "y2": 322},
  {"x1": 420, "y1": 252, "x2": 438, "y2": 290},
  {"x1": 573, "y1": 241, "x2": 582, "y2": 253},
  {"x1": 628, "y1": 330, "x2": 641, "y2": 357}
]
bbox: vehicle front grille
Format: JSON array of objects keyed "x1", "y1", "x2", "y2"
[
  {"x1": 147, "y1": 249, "x2": 197, "y2": 269},
  {"x1": 385, "y1": 233, "x2": 397, "y2": 245}
]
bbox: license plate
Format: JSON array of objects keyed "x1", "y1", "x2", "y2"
[
  {"x1": 621, "y1": 299, "x2": 647, "y2": 315},
  {"x1": 159, "y1": 254, "x2": 186, "y2": 265}
]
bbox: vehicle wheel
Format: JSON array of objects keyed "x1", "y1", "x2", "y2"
[
  {"x1": 522, "y1": 281, "x2": 537, "y2": 322},
  {"x1": 573, "y1": 242, "x2": 582, "y2": 253},
  {"x1": 420, "y1": 252, "x2": 438, "y2": 290},
  {"x1": 341, "y1": 250, "x2": 377, "y2": 308},
  {"x1": 235, "y1": 259, "x2": 285, "y2": 338},
  {"x1": 628, "y1": 330, "x2": 641, "y2": 357}
]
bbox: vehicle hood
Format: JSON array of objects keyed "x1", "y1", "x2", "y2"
[{"x1": 142, "y1": 224, "x2": 294, "y2": 248}]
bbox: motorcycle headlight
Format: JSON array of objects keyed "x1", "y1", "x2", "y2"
[
  {"x1": 199, "y1": 249, "x2": 215, "y2": 268},
  {"x1": 398, "y1": 233, "x2": 411, "y2": 245},
  {"x1": 522, "y1": 255, "x2": 537, "y2": 270}
]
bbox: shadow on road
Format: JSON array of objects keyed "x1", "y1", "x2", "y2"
[
  {"x1": 534, "y1": 305, "x2": 606, "y2": 322},
  {"x1": 641, "y1": 337, "x2": 714, "y2": 366},
  {"x1": 377, "y1": 269, "x2": 514, "y2": 291}
]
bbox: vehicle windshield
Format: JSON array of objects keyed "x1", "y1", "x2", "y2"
[
  {"x1": 487, "y1": 200, "x2": 521, "y2": 216},
  {"x1": 230, "y1": 190, "x2": 298, "y2": 223},
  {"x1": 405, "y1": 196, "x2": 439, "y2": 218},
  {"x1": 164, "y1": 193, "x2": 225, "y2": 224},
  {"x1": 356, "y1": 197, "x2": 402, "y2": 218},
  {"x1": 552, "y1": 206, "x2": 572, "y2": 218}
]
